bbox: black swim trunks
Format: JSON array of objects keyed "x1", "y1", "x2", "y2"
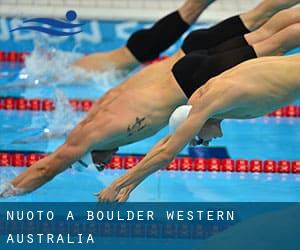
[
  {"x1": 172, "y1": 45, "x2": 257, "y2": 98},
  {"x1": 181, "y1": 15, "x2": 250, "y2": 54}
]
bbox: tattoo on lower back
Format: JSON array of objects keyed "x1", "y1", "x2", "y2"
[{"x1": 127, "y1": 117, "x2": 146, "y2": 136}]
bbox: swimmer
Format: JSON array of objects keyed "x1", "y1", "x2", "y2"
[
  {"x1": 98, "y1": 54, "x2": 300, "y2": 202},
  {"x1": 73, "y1": 0, "x2": 217, "y2": 73},
  {"x1": 2, "y1": 0, "x2": 300, "y2": 198},
  {"x1": 20, "y1": 1, "x2": 300, "y2": 143},
  {"x1": 210, "y1": 6, "x2": 300, "y2": 54},
  {"x1": 181, "y1": 6, "x2": 300, "y2": 55},
  {"x1": 0, "y1": 0, "x2": 215, "y2": 90},
  {"x1": 73, "y1": 0, "x2": 300, "y2": 73}
]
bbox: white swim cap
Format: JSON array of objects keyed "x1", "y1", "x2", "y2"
[{"x1": 169, "y1": 105, "x2": 192, "y2": 134}]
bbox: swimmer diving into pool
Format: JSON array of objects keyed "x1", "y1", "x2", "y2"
[
  {"x1": 1, "y1": 0, "x2": 300, "y2": 197},
  {"x1": 73, "y1": 0, "x2": 300, "y2": 73},
  {"x1": 73, "y1": 0, "x2": 217, "y2": 72},
  {"x1": 19, "y1": 2, "x2": 300, "y2": 144},
  {"x1": 98, "y1": 54, "x2": 300, "y2": 202}
]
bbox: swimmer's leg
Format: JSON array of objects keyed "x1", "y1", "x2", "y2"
[
  {"x1": 240, "y1": 0, "x2": 300, "y2": 31},
  {"x1": 209, "y1": 22, "x2": 300, "y2": 60},
  {"x1": 209, "y1": 7, "x2": 300, "y2": 54},
  {"x1": 181, "y1": 0, "x2": 300, "y2": 54},
  {"x1": 245, "y1": 7, "x2": 300, "y2": 45},
  {"x1": 253, "y1": 23, "x2": 300, "y2": 57},
  {"x1": 73, "y1": 0, "x2": 215, "y2": 73}
]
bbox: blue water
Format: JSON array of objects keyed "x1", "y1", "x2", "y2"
[{"x1": 1, "y1": 23, "x2": 300, "y2": 202}]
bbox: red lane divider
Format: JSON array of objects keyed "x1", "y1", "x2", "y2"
[
  {"x1": 0, "y1": 97, "x2": 93, "y2": 112},
  {"x1": 0, "y1": 152, "x2": 299, "y2": 174},
  {"x1": 1, "y1": 97, "x2": 299, "y2": 117},
  {"x1": 143, "y1": 56, "x2": 169, "y2": 65},
  {"x1": 0, "y1": 51, "x2": 29, "y2": 63},
  {"x1": 267, "y1": 105, "x2": 300, "y2": 117},
  {"x1": 0, "y1": 50, "x2": 168, "y2": 65}
]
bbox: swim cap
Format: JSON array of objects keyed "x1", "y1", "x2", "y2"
[{"x1": 169, "y1": 105, "x2": 192, "y2": 134}]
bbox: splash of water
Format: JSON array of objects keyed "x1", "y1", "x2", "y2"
[
  {"x1": 43, "y1": 89, "x2": 81, "y2": 137},
  {"x1": 5, "y1": 35, "x2": 127, "y2": 91},
  {"x1": 0, "y1": 182, "x2": 25, "y2": 198},
  {"x1": 0, "y1": 168, "x2": 26, "y2": 198},
  {"x1": 12, "y1": 89, "x2": 81, "y2": 144},
  {"x1": 20, "y1": 35, "x2": 82, "y2": 84}
]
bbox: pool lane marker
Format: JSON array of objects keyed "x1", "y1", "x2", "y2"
[
  {"x1": 0, "y1": 51, "x2": 28, "y2": 63},
  {"x1": 0, "y1": 97, "x2": 92, "y2": 112},
  {"x1": 0, "y1": 51, "x2": 167, "y2": 64},
  {"x1": 0, "y1": 151, "x2": 299, "y2": 174},
  {"x1": 0, "y1": 97, "x2": 300, "y2": 117}
]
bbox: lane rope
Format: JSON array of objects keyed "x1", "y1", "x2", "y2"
[
  {"x1": 0, "y1": 51, "x2": 28, "y2": 63},
  {"x1": 0, "y1": 50, "x2": 167, "y2": 64},
  {"x1": 0, "y1": 151, "x2": 299, "y2": 174},
  {"x1": 0, "y1": 97, "x2": 299, "y2": 117}
]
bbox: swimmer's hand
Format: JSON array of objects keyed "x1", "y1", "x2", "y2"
[
  {"x1": 95, "y1": 185, "x2": 120, "y2": 202},
  {"x1": 96, "y1": 184, "x2": 134, "y2": 202},
  {"x1": 115, "y1": 186, "x2": 132, "y2": 202},
  {"x1": 0, "y1": 183, "x2": 18, "y2": 198}
]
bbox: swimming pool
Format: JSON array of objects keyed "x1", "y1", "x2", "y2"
[{"x1": 0, "y1": 18, "x2": 300, "y2": 203}]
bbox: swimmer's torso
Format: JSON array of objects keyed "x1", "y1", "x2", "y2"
[
  {"x1": 114, "y1": 49, "x2": 187, "y2": 119},
  {"x1": 90, "y1": 50, "x2": 187, "y2": 149}
]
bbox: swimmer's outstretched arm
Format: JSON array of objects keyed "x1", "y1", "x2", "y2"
[
  {"x1": 97, "y1": 112, "x2": 212, "y2": 202},
  {"x1": 97, "y1": 91, "x2": 223, "y2": 202},
  {"x1": 0, "y1": 107, "x2": 113, "y2": 197},
  {"x1": 0, "y1": 141, "x2": 88, "y2": 197}
]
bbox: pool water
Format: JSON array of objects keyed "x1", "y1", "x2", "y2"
[
  {"x1": 1, "y1": 166, "x2": 300, "y2": 202},
  {"x1": 0, "y1": 21, "x2": 300, "y2": 202}
]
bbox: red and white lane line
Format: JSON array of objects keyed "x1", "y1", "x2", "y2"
[
  {"x1": 0, "y1": 152, "x2": 299, "y2": 174},
  {"x1": 1, "y1": 97, "x2": 300, "y2": 117}
]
